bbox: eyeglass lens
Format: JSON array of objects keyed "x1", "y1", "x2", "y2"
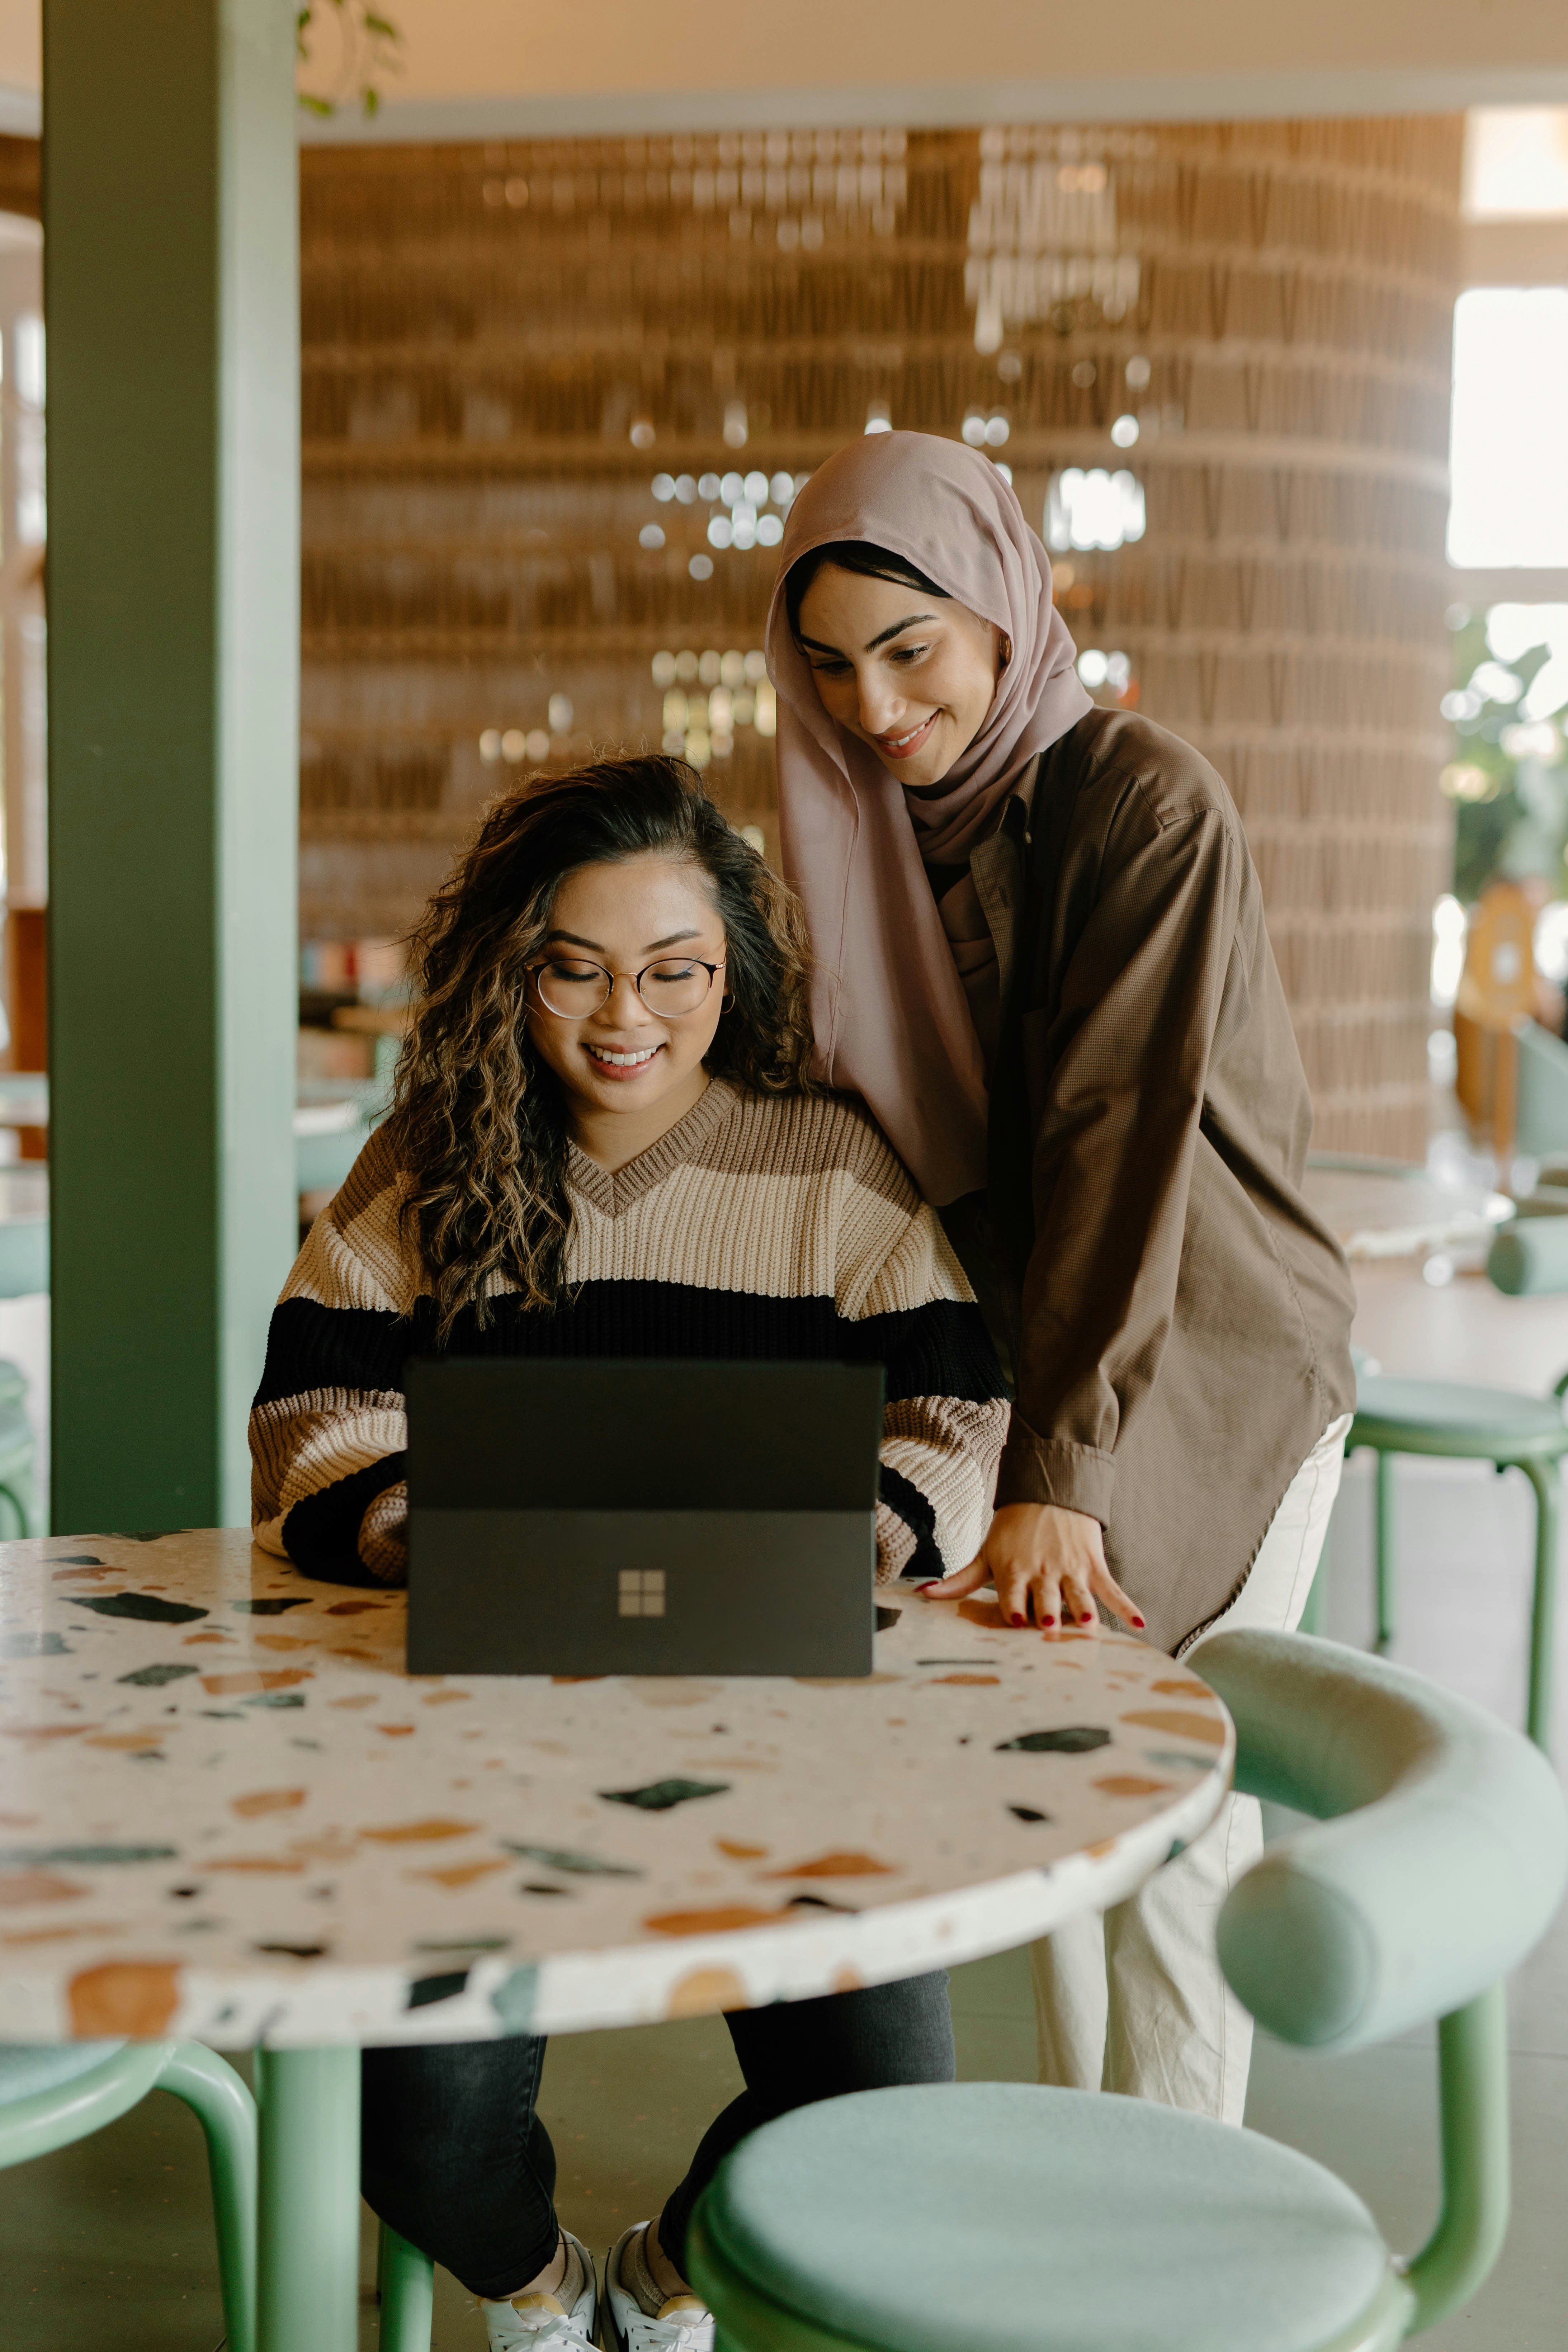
[{"x1": 534, "y1": 958, "x2": 714, "y2": 1017}]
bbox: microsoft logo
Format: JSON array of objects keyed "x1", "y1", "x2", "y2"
[{"x1": 618, "y1": 1568, "x2": 666, "y2": 1619}]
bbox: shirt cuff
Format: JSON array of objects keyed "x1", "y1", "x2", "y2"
[{"x1": 995, "y1": 1418, "x2": 1116, "y2": 1523}]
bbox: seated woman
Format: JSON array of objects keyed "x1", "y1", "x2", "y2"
[{"x1": 250, "y1": 755, "x2": 1008, "y2": 2352}]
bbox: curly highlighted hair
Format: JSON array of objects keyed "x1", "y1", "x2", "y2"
[{"x1": 384, "y1": 755, "x2": 816, "y2": 1337}]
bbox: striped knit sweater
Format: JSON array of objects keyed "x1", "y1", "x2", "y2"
[{"x1": 250, "y1": 1078, "x2": 1009, "y2": 1587}]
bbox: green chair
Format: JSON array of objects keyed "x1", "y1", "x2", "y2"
[
  {"x1": 686, "y1": 1629, "x2": 1568, "y2": 2352},
  {"x1": 0, "y1": 1357, "x2": 39, "y2": 1536},
  {"x1": 0, "y1": 2037, "x2": 256, "y2": 2349},
  {"x1": 1347, "y1": 1370, "x2": 1568, "y2": 1748},
  {"x1": 378, "y1": 2219, "x2": 437, "y2": 2349}
]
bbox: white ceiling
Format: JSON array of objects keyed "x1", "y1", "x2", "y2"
[{"x1": 1, "y1": 2, "x2": 1566, "y2": 148}]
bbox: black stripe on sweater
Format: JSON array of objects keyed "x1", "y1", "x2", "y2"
[
  {"x1": 878, "y1": 1461, "x2": 945, "y2": 1583},
  {"x1": 254, "y1": 1283, "x2": 1004, "y2": 1412}
]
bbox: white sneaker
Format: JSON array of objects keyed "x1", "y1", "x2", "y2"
[
  {"x1": 480, "y1": 2227, "x2": 598, "y2": 2351},
  {"x1": 604, "y1": 2221, "x2": 714, "y2": 2352}
]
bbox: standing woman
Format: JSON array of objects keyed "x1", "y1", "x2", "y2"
[{"x1": 767, "y1": 430, "x2": 1356, "y2": 2126}]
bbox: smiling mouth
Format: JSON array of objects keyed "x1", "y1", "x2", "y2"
[
  {"x1": 874, "y1": 712, "x2": 939, "y2": 759},
  {"x1": 585, "y1": 1043, "x2": 662, "y2": 1069}
]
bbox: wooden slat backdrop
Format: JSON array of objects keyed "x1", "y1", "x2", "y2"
[{"x1": 301, "y1": 118, "x2": 1461, "y2": 1157}]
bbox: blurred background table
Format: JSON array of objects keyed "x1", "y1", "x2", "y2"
[
  {"x1": 0, "y1": 1164, "x2": 46, "y2": 1299},
  {"x1": 0, "y1": 1076, "x2": 372, "y2": 1209},
  {"x1": 1304, "y1": 1154, "x2": 1512, "y2": 1263}
]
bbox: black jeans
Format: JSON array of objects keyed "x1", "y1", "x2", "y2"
[{"x1": 360, "y1": 1971, "x2": 954, "y2": 2301}]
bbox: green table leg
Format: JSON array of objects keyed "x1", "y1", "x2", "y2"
[
  {"x1": 1519, "y1": 1456, "x2": 1559, "y2": 1754},
  {"x1": 255, "y1": 2045, "x2": 361, "y2": 2352},
  {"x1": 1374, "y1": 1451, "x2": 1397, "y2": 1654}
]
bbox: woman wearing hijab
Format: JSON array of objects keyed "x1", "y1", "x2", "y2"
[{"x1": 767, "y1": 430, "x2": 1356, "y2": 2127}]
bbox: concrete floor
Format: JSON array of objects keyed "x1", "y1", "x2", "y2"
[{"x1": 4, "y1": 1259, "x2": 1567, "y2": 2347}]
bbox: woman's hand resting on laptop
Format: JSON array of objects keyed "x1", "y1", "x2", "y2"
[{"x1": 920, "y1": 1502, "x2": 1147, "y2": 1635}]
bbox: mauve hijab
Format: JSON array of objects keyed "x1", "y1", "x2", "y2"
[{"x1": 766, "y1": 430, "x2": 1089, "y2": 1204}]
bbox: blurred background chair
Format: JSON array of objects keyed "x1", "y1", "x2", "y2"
[
  {"x1": 377, "y1": 2220, "x2": 437, "y2": 2352},
  {"x1": 686, "y1": 1630, "x2": 1568, "y2": 2352},
  {"x1": 0, "y1": 1355, "x2": 39, "y2": 1536},
  {"x1": 0, "y1": 2038, "x2": 256, "y2": 2352}
]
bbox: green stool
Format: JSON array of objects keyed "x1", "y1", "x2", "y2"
[
  {"x1": 1347, "y1": 1371, "x2": 1568, "y2": 1749},
  {"x1": 0, "y1": 2038, "x2": 256, "y2": 2350},
  {"x1": 688, "y1": 1630, "x2": 1568, "y2": 2352}
]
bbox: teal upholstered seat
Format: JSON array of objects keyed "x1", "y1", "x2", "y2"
[
  {"x1": 1352, "y1": 1377, "x2": 1567, "y2": 1450},
  {"x1": 687, "y1": 1631, "x2": 1568, "y2": 2352},
  {"x1": 0, "y1": 2038, "x2": 257, "y2": 2351},
  {"x1": 1343, "y1": 1370, "x2": 1568, "y2": 1748},
  {"x1": 697, "y1": 2081, "x2": 1394, "y2": 2352}
]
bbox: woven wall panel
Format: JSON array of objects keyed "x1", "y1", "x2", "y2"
[{"x1": 301, "y1": 117, "x2": 1460, "y2": 1155}]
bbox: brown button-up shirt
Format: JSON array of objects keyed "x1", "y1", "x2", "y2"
[{"x1": 964, "y1": 707, "x2": 1356, "y2": 1655}]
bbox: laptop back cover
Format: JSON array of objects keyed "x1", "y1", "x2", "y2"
[{"x1": 406, "y1": 1359, "x2": 883, "y2": 1676}]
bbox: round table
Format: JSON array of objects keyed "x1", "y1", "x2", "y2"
[
  {"x1": 0, "y1": 1528, "x2": 1232, "y2": 2349},
  {"x1": 1303, "y1": 1154, "x2": 1511, "y2": 1264}
]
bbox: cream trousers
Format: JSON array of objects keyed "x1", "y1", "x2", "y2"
[{"x1": 1029, "y1": 1413, "x2": 1352, "y2": 2125}]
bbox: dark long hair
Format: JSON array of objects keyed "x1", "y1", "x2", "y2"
[
  {"x1": 784, "y1": 539, "x2": 950, "y2": 638},
  {"x1": 384, "y1": 755, "x2": 816, "y2": 1337}
]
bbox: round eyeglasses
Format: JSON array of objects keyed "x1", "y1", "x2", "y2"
[{"x1": 529, "y1": 955, "x2": 724, "y2": 1020}]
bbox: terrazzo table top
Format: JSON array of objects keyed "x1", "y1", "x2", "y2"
[{"x1": 0, "y1": 1530, "x2": 1233, "y2": 2049}]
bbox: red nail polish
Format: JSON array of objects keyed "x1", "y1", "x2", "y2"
[
  {"x1": 1010, "y1": 1612, "x2": 1026, "y2": 1628},
  {"x1": 1042, "y1": 1613, "x2": 1056, "y2": 1626},
  {"x1": 1132, "y1": 1615, "x2": 1146, "y2": 1628},
  {"x1": 915, "y1": 1582, "x2": 940, "y2": 1591}
]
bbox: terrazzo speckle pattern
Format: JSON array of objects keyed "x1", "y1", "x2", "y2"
[{"x1": 0, "y1": 1530, "x2": 1232, "y2": 2047}]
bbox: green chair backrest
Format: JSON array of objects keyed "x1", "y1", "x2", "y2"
[
  {"x1": 1515, "y1": 1018, "x2": 1568, "y2": 1161},
  {"x1": 1200, "y1": 1630, "x2": 1568, "y2": 2053},
  {"x1": 1487, "y1": 1210, "x2": 1568, "y2": 1297}
]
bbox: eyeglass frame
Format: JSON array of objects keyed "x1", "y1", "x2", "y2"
[{"x1": 526, "y1": 953, "x2": 727, "y2": 1020}]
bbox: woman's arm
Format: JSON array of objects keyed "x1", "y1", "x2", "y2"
[
  {"x1": 931, "y1": 801, "x2": 1239, "y2": 1632},
  {"x1": 1005, "y1": 804, "x2": 1238, "y2": 1507},
  {"x1": 835, "y1": 1156, "x2": 1011, "y2": 1582},
  {"x1": 249, "y1": 1135, "x2": 416, "y2": 1586},
  {"x1": 875, "y1": 1365, "x2": 1010, "y2": 1584}
]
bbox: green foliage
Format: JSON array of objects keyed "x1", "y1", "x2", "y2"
[
  {"x1": 1446, "y1": 610, "x2": 1568, "y2": 905},
  {"x1": 296, "y1": 0, "x2": 401, "y2": 119}
]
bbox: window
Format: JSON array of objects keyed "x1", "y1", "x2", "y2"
[{"x1": 1448, "y1": 289, "x2": 1568, "y2": 569}]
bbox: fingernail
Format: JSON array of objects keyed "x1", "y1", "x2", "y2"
[
  {"x1": 1042, "y1": 1612, "x2": 1056, "y2": 1626},
  {"x1": 915, "y1": 1582, "x2": 940, "y2": 1591},
  {"x1": 1131, "y1": 1615, "x2": 1146, "y2": 1628},
  {"x1": 1080, "y1": 1612, "x2": 1095, "y2": 1624},
  {"x1": 1010, "y1": 1612, "x2": 1026, "y2": 1628}
]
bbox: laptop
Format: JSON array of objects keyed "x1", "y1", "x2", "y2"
[{"x1": 405, "y1": 1358, "x2": 884, "y2": 1677}]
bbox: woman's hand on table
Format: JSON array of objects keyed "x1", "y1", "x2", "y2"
[{"x1": 920, "y1": 1502, "x2": 1147, "y2": 1635}]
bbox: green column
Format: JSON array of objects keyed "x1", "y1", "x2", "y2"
[{"x1": 44, "y1": 0, "x2": 298, "y2": 1530}]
